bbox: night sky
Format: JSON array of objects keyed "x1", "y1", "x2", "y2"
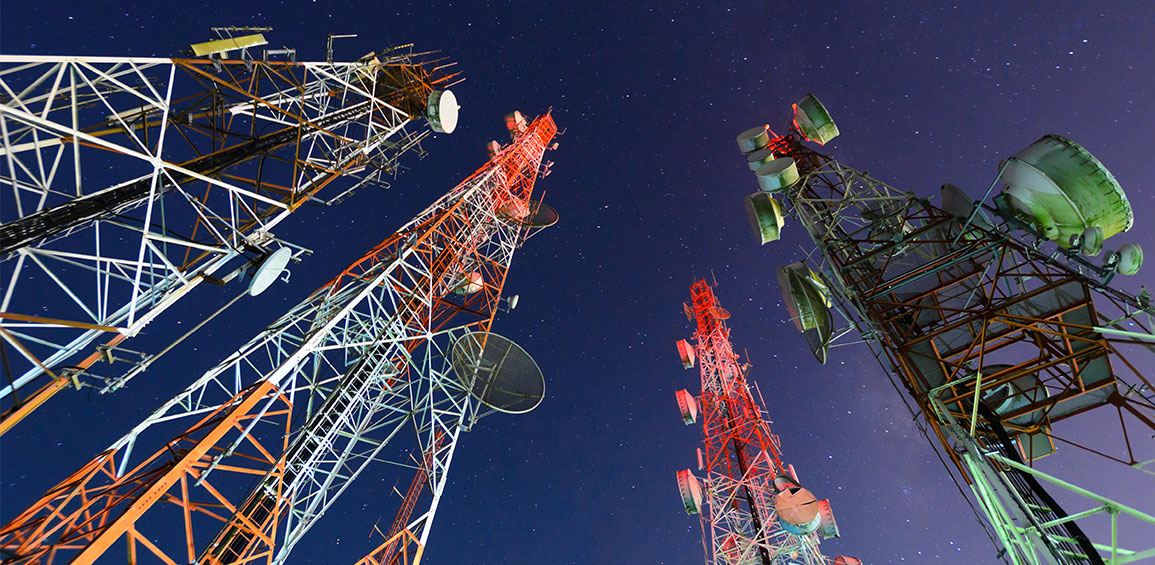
[{"x1": 3, "y1": 2, "x2": 1155, "y2": 564}]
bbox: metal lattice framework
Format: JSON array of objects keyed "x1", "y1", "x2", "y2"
[
  {"x1": 0, "y1": 39, "x2": 461, "y2": 434},
  {"x1": 0, "y1": 111, "x2": 558, "y2": 564},
  {"x1": 747, "y1": 113, "x2": 1155, "y2": 563},
  {"x1": 685, "y1": 281, "x2": 831, "y2": 565}
]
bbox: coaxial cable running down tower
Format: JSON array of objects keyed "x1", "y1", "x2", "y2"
[
  {"x1": 673, "y1": 280, "x2": 859, "y2": 565},
  {"x1": 0, "y1": 29, "x2": 461, "y2": 434},
  {"x1": 0, "y1": 110, "x2": 558, "y2": 564},
  {"x1": 735, "y1": 94, "x2": 1155, "y2": 563}
]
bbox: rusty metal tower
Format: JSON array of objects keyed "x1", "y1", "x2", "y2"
[
  {"x1": 0, "y1": 29, "x2": 462, "y2": 434},
  {"x1": 734, "y1": 93, "x2": 1155, "y2": 563},
  {"x1": 673, "y1": 279, "x2": 859, "y2": 565},
  {"x1": 0, "y1": 110, "x2": 558, "y2": 564}
]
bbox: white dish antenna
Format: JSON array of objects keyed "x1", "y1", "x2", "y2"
[
  {"x1": 1109, "y1": 243, "x2": 1143, "y2": 275},
  {"x1": 746, "y1": 192, "x2": 786, "y2": 244},
  {"x1": 451, "y1": 271, "x2": 485, "y2": 295},
  {"x1": 248, "y1": 247, "x2": 293, "y2": 297},
  {"x1": 736, "y1": 125, "x2": 770, "y2": 154},
  {"x1": 998, "y1": 134, "x2": 1131, "y2": 245},
  {"x1": 755, "y1": 158, "x2": 800, "y2": 192},
  {"x1": 792, "y1": 93, "x2": 840, "y2": 145},
  {"x1": 940, "y1": 183, "x2": 994, "y2": 232},
  {"x1": 676, "y1": 469, "x2": 704, "y2": 515},
  {"x1": 817, "y1": 499, "x2": 840, "y2": 540},
  {"x1": 499, "y1": 199, "x2": 559, "y2": 229},
  {"x1": 426, "y1": 90, "x2": 459, "y2": 134},
  {"x1": 675, "y1": 389, "x2": 699, "y2": 425},
  {"x1": 746, "y1": 148, "x2": 775, "y2": 171},
  {"x1": 449, "y1": 332, "x2": 545, "y2": 414},
  {"x1": 676, "y1": 339, "x2": 696, "y2": 369},
  {"x1": 505, "y1": 110, "x2": 528, "y2": 138},
  {"x1": 776, "y1": 262, "x2": 834, "y2": 364},
  {"x1": 775, "y1": 486, "x2": 822, "y2": 535}
]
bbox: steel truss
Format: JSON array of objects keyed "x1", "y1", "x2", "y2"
[
  {"x1": 759, "y1": 129, "x2": 1155, "y2": 564},
  {"x1": 689, "y1": 281, "x2": 828, "y2": 565},
  {"x1": 0, "y1": 44, "x2": 460, "y2": 434},
  {"x1": 0, "y1": 112, "x2": 558, "y2": 564}
]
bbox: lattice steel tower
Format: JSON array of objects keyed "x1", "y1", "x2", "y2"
[
  {"x1": 0, "y1": 30, "x2": 462, "y2": 434},
  {"x1": 673, "y1": 280, "x2": 859, "y2": 565},
  {"x1": 0, "y1": 109, "x2": 559, "y2": 564},
  {"x1": 735, "y1": 94, "x2": 1155, "y2": 563}
]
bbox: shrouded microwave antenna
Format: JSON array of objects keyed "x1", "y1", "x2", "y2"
[
  {"x1": 792, "y1": 93, "x2": 840, "y2": 145},
  {"x1": 998, "y1": 135, "x2": 1132, "y2": 246},
  {"x1": 776, "y1": 262, "x2": 834, "y2": 364},
  {"x1": 450, "y1": 332, "x2": 545, "y2": 415}
]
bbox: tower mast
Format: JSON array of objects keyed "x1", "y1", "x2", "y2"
[
  {"x1": 0, "y1": 31, "x2": 461, "y2": 434},
  {"x1": 0, "y1": 110, "x2": 558, "y2": 564},
  {"x1": 674, "y1": 280, "x2": 857, "y2": 564},
  {"x1": 735, "y1": 93, "x2": 1155, "y2": 562}
]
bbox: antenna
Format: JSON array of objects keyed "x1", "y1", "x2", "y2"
[
  {"x1": 731, "y1": 93, "x2": 1155, "y2": 562},
  {"x1": 671, "y1": 281, "x2": 855, "y2": 564}
]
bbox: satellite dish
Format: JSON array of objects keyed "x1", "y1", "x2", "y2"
[
  {"x1": 500, "y1": 199, "x2": 559, "y2": 229},
  {"x1": 1071, "y1": 226, "x2": 1104, "y2": 257},
  {"x1": 508, "y1": 294, "x2": 520, "y2": 310},
  {"x1": 998, "y1": 135, "x2": 1132, "y2": 245},
  {"x1": 775, "y1": 486, "x2": 822, "y2": 535},
  {"x1": 755, "y1": 158, "x2": 800, "y2": 193},
  {"x1": 1113, "y1": 243, "x2": 1143, "y2": 275},
  {"x1": 675, "y1": 389, "x2": 699, "y2": 425},
  {"x1": 676, "y1": 469, "x2": 704, "y2": 515},
  {"x1": 746, "y1": 148, "x2": 775, "y2": 171},
  {"x1": 505, "y1": 110, "x2": 528, "y2": 138},
  {"x1": 746, "y1": 192, "x2": 786, "y2": 245},
  {"x1": 682, "y1": 302, "x2": 693, "y2": 322},
  {"x1": 940, "y1": 183, "x2": 993, "y2": 232},
  {"x1": 486, "y1": 140, "x2": 502, "y2": 158},
  {"x1": 816, "y1": 499, "x2": 840, "y2": 540},
  {"x1": 736, "y1": 125, "x2": 771, "y2": 154},
  {"x1": 833, "y1": 557, "x2": 865, "y2": 565},
  {"x1": 248, "y1": 247, "x2": 293, "y2": 297},
  {"x1": 776, "y1": 262, "x2": 833, "y2": 364},
  {"x1": 425, "y1": 90, "x2": 459, "y2": 134},
  {"x1": 713, "y1": 307, "x2": 731, "y2": 320},
  {"x1": 676, "y1": 339, "x2": 696, "y2": 369},
  {"x1": 449, "y1": 332, "x2": 545, "y2": 414},
  {"x1": 792, "y1": 93, "x2": 839, "y2": 145}
]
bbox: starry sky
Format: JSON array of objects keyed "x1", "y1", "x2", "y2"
[{"x1": 3, "y1": 2, "x2": 1155, "y2": 564}]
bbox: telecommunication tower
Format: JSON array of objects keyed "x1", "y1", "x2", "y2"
[
  {"x1": 673, "y1": 280, "x2": 859, "y2": 565},
  {"x1": 734, "y1": 94, "x2": 1155, "y2": 562},
  {"x1": 0, "y1": 110, "x2": 559, "y2": 564},
  {"x1": 0, "y1": 29, "x2": 462, "y2": 434}
]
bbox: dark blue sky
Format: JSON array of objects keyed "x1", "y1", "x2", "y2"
[{"x1": 3, "y1": 2, "x2": 1154, "y2": 563}]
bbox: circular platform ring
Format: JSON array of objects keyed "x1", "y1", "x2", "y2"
[{"x1": 450, "y1": 332, "x2": 545, "y2": 414}]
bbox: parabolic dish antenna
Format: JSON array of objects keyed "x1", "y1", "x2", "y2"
[
  {"x1": 736, "y1": 125, "x2": 770, "y2": 154},
  {"x1": 500, "y1": 199, "x2": 559, "y2": 229},
  {"x1": 426, "y1": 90, "x2": 459, "y2": 134},
  {"x1": 755, "y1": 158, "x2": 800, "y2": 193},
  {"x1": 777, "y1": 262, "x2": 834, "y2": 365},
  {"x1": 746, "y1": 148, "x2": 775, "y2": 171},
  {"x1": 450, "y1": 332, "x2": 545, "y2": 414},
  {"x1": 746, "y1": 192, "x2": 786, "y2": 245},
  {"x1": 792, "y1": 93, "x2": 840, "y2": 145},
  {"x1": 998, "y1": 134, "x2": 1132, "y2": 245},
  {"x1": 248, "y1": 247, "x2": 293, "y2": 297},
  {"x1": 682, "y1": 302, "x2": 694, "y2": 322},
  {"x1": 676, "y1": 469, "x2": 704, "y2": 515},
  {"x1": 940, "y1": 183, "x2": 994, "y2": 232},
  {"x1": 713, "y1": 307, "x2": 731, "y2": 320}
]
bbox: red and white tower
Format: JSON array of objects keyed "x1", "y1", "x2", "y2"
[
  {"x1": 674, "y1": 279, "x2": 857, "y2": 565},
  {"x1": 0, "y1": 110, "x2": 558, "y2": 564}
]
